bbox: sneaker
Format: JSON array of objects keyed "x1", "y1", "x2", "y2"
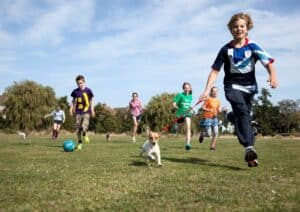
[
  {"x1": 199, "y1": 132, "x2": 204, "y2": 143},
  {"x1": 132, "y1": 137, "x2": 136, "y2": 143},
  {"x1": 77, "y1": 143, "x2": 83, "y2": 151},
  {"x1": 248, "y1": 159, "x2": 259, "y2": 167},
  {"x1": 245, "y1": 147, "x2": 258, "y2": 162},
  {"x1": 185, "y1": 143, "x2": 192, "y2": 151},
  {"x1": 83, "y1": 135, "x2": 90, "y2": 144}
]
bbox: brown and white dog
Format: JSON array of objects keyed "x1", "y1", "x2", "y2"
[{"x1": 140, "y1": 128, "x2": 162, "y2": 166}]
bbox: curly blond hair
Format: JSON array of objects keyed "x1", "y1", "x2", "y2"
[{"x1": 227, "y1": 12, "x2": 253, "y2": 31}]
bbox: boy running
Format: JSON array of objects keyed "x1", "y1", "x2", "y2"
[
  {"x1": 199, "y1": 13, "x2": 278, "y2": 167},
  {"x1": 70, "y1": 75, "x2": 95, "y2": 150}
]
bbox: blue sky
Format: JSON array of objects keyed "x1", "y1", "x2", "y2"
[{"x1": 0, "y1": 0, "x2": 299, "y2": 108}]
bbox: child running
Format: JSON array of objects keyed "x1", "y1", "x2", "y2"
[
  {"x1": 199, "y1": 13, "x2": 278, "y2": 167},
  {"x1": 44, "y1": 105, "x2": 65, "y2": 139},
  {"x1": 129, "y1": 92, "x2": 143, "y2": 143},
  {"x1": 70, "y1": 75, "x2": 95, "y2": 150},
  {"x1": 173, "y1": 82, "x2": 194, "y2": 150},
  {"x1": 199, "y1": 86, "x2": 223, "y2": 150}
]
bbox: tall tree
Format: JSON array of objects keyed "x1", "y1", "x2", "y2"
[
  {"x1": 277, "y1": 99, "x2": 300, "y2": 133},
  {"x1": 142, "y1": 92, "x2": 176, "y2": 131},
  {"x1": 3, "y1": 80, "x2": 57, "y2": 131},
  {"x1": 90, "y1": 103, "x2": 117, "y2": 133},
  {"x1": 115, "y1": 107, "x2": 132, "y2": 133},
  {"x1": 253, "y1": 88, "x2": 280, "y2": 135}
]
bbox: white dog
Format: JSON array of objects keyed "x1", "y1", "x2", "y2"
[
  {"x1": 17, "y1": 131, "x2": 26, "y2": 140},
  {"x1": 140, "y1": 129, "x2": 162, "y2": 166}
]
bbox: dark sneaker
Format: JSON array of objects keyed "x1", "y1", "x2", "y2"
[
  {"x1": 248, "y1": 159, "x2": 259, "y2": 167},
  {"x1": 199, "y1": 132, "x2": 204, "y2": 143},
  {"x1": 245, "y1": 148, "x2": 258, "y2": 162}
]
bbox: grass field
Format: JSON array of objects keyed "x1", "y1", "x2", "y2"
[{"x1": 0, "y1": 132, "x2": 299, "y2": 211}]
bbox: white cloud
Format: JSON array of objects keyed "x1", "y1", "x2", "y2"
[
  {"x1": 0, "y1": 0, "x2": 299, "y2": 107},
  {"x1": 21, "y1": 0, "x2": 95, "y2": 46}
]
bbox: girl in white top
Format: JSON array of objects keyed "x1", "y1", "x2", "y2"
[{"x1": 44, "y1": 105, "x2": 65, "y2": 139}]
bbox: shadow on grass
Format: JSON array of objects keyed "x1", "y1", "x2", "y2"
[
  {"x1": 163, "y1": 157, "x2": 209, "y2": 164},
  {"x1": 129, "y1": 160, "x2": 148, "y2": 166},
  {"x1": 163, "y1": 156, "x2": 246, "y2": 171}
]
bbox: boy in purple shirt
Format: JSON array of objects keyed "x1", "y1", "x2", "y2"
[{"x1": 70, "y1": 75, "x2": 95, "y2": 150}]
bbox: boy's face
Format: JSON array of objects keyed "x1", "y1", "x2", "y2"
[
  {"x1": 230, "y1": 18, "x2": 248, "y2": 40},
  {"x1": 76, "y1": 79, "x2": 85, "y2": 90}
]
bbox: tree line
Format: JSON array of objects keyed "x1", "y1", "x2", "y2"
[{"x1": 0, "y1": 81, "x2": 299, "y2": 135}]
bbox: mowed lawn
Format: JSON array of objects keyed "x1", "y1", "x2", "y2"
[{"x1": 0, "y1": 132, "x2": 299, "y2": 211}]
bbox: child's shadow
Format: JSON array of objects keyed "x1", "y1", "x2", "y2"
[
  {"x1": 163, "y1": 157, "x2": 209, "y2": 164},
  {"x1": 129, "y1": 161, "x2": 148, "y2": 166},
  {"x1": 163, "y1": 156, "x2": 246, "y2": 171}
]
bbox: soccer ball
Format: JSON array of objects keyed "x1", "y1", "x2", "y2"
[
  {"x1": 63, "y1": 140, "x2": 75, "y2": 152},
  {"x1": 185, "y1": 144, "x2": 192, "y2": 150}
]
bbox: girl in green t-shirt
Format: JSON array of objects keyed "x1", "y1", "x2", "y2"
[{"x1": 173, "y1": 82, "x2": 193, "y2": 150}]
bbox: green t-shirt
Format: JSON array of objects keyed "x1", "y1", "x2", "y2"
[{"x1": 173, "y1": 92, "x2": 193, "y2": 117}]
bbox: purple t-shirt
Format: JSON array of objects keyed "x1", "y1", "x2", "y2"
[{"x1": 71, "y1": 87, "x2": 94, "y2": 115}]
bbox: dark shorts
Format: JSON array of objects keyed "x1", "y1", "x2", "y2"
[
  {"x1": 132, "y1": 114, "x2": 142, "y2": 122},
  {"x1": 176, "y1": 115, "x2": 191, "y2": 124},
  {"x1": 54, "y1": 120, "x2": 63, "y2": 125}
]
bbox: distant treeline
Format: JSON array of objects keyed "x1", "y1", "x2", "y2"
[{"x1": 0, "y1": 81, "x2": 299, "y2": 135}]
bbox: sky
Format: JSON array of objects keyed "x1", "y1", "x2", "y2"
[{"x1": 0, "y1": 0, "x2": 300, "y2": 109}]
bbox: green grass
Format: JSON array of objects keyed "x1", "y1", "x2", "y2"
[{"x1": 0, "y1": 133, "x2": 299, "y2": 211}]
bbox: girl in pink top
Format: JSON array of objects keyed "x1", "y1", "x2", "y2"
[{"x1": 129, "y1": 92, "x2": 143, "y2": 142}]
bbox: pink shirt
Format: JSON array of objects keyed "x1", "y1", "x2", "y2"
[{"x1": 129, "y1": 99, "x2": 142, "y2": 116}]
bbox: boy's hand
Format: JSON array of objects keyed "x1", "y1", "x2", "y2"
[
  {"x1": 267, "y1": 77, "x2": 278, "y2": 89},
  {"x1": 199, "y1": 90, "x2": 209, "y2": 102},
  {"x1": 91, "y1": 110, "x2": 96, "y2": 117}
]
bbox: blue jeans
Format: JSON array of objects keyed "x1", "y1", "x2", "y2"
[{"x1": 225, "y1": 88, "x2": 255, "y2": 147}]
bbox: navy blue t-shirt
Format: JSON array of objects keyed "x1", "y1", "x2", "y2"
[{"x1": 212, "y1": 38, "x2": 274, "y2": 93}]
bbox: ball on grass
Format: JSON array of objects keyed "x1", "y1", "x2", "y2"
[{"x1": 63, "y1": 140, "x2": 75, "y2": 152}]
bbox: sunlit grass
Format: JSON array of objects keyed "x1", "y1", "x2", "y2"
[{"x1": 0, "y1": 133, "x2": 299, "y2": 211}]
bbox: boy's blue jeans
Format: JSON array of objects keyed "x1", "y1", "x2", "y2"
[{"x1": 225, "y1": 88, "x2": 255, "y2": 148}]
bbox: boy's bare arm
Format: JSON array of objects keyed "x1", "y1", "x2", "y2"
[
  {"x1": 90, "y1": 97, "x2": 95, "y2": 117},
  {"x1": 199, "y1": 69, "x2": 219, "y2": 100},
  {"x1": 266, "y1": 63, "x2": 278, "y2": 89},
  {"x1": 69, "y1": 100, "x2": 75, "y2": 116}
]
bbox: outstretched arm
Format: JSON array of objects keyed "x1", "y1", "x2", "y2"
[
  {"x1": 69, "y1": 99, "x2": 75, "y2": 116},
  {"x1": 199, "y1": 69, "x2": 219, "y2": 101},
  {"x1": 266, "y1": 63, "x2": 278, "y2": 89},
  {"x1": 172, "y1": 102, "x2": 178, "y2": 109},
  {"x1": 44, "y1": 111, "x2": 54, "y2": 119}
]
